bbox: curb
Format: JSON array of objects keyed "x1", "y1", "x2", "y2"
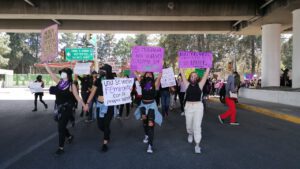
[{"x1": 209, "y1": 98, "x2": 300, "y2": 125}]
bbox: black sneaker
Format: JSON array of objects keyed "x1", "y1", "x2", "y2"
[
  {"x1": 55, "y1": 148, "x2": 64, "y2": 155},
  {"x1": 102, "y1": 144, "x2": 108, "y2": 152},
  {"x1": 66, "y1": 135, "x2": 74, "y2": 144},
  {"x1": 32, "y1": 108, "x2": 37, "y2": 112}
]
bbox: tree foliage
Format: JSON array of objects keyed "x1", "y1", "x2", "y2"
[{"x1": 0, "y1": 33, "x2": 11, "y2": 68}]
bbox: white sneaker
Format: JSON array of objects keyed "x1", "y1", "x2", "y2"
[
  {"x1": 188, "y1": 134, "x2": 193, "y2": 143},
  {"x1": 181, "y1": 112, "x2": 185, "y2": 116},
  {"x1": 195, "y1": 145, "x2": 201, "y2": 154},
  {"x1": 147, "y1": 145, "x2": 153, "y2": 154},
  {"x1": 143, "y1": 135, "x2": 149, "y2": 144}
]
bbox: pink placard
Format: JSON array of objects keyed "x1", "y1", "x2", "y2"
[
  {"x1": 178, "y1": 51, "x2": 213, "y2": 68},
  {"x1": 130, "y1": 46, "x2": 164, "y2": 72},
  {"x1": 40, "y1": 24, "x2": 58, "y2": 62}
]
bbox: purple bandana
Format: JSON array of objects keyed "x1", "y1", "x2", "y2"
[{"x1": 58, "y1": 80, "x2": 70, "y2": 90}]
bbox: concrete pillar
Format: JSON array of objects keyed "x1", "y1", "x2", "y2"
[
  {"x1": 292, "y1": 9, "x2": 300, "y2": 88},
  {"x1": 261, "y1": 24, "x2": 281, "y2": 87}
]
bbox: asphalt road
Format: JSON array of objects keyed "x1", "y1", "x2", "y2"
[{"x1": 0, "y1": 99, "x2": 300, "y2": 169}]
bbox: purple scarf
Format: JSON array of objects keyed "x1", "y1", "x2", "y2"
[{"x1": 58, "y1": 80, "x2": 70, "y2": 90}]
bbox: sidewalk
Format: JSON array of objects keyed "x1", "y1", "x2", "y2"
[{"x1": 210, "y1": 96, "x2": 300, "y2": 124}]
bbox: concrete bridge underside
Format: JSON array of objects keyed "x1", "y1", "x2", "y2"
[{"x1": 0, "y1": 0, "x2": 299, "y2": 34}]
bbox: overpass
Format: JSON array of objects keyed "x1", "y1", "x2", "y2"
[
  {"x1": 0, "y1": 0, "x2": 300, "y2": 88},
  {"x1": 0, "y1": 0, "x2": 298, "y2": 34}
]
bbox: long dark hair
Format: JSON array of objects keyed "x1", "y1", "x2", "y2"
[
  {"x1": 59, "y1": 68, "x2": 73, "y2": 83},
  {"x1": 187, "y1": 72, "x2": 200, "y2": 83}
]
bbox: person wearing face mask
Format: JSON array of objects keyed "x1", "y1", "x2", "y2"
[
  {"x1": 77, "y1": 74, "x2": 93, "y2": 118},
  {"x1": 32, "y1": 75, "x2": 48, "y2": 112},
  {"x1": 179, "y1": 67, "x2": 210, "y2": 154},
  {"x1": 44, "y1": 64, "x2": 88, "y2": 155},
  {"x1": 134, "y1": 71, "x2": 163, "y2": 154},
  {"x1": 85, "y1": 64, "x2": 115, "y2": 152},
  {"x1": 218, "y1": 71, "x2": 240, "y2": 126}
]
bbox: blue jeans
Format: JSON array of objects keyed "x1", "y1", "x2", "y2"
[{"x1": 160, "y1": 90, "x2": 170, "y2": 117}]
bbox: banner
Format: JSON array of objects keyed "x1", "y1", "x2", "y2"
[
  {"x1": 130, "y1": 46, "x2": 164, "y2": 72},
  {"x1": 40, "y1": 24, "x2": 58, "y2": 62},
  {"x1": 74, "y1": 62, "x2": 92, "y2": 75},
  {"x1": 29, "y1": 82, "x2": 43, "y2": 93},
  {"x1": 102, "y1": 78, "x2": 134, "y2": 106},
  {"x1": 161, "y1": 68, "x2": 176, "y2": 88},
  {"x1": 178, "y1": 51, "x2": 213, "y2": 68}
]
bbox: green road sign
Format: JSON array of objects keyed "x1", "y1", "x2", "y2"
[{"x1": 65, "y1": 48, "x2": 94, "y2": 61}]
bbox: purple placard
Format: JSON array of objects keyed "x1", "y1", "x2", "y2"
[
  {"x1": 130, "y1": 46, "x2": 164, "y2": 72},
  {"x1": 40, "y1": 24, "x2": 58, "y2": 62},
  {"x1": 178, "y1": 51, "x2": 213, "y2": 68}
]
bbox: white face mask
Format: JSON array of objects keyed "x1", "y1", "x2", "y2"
[{"x1": 60, "y1": 72, "x2": 67, "y2": 80}]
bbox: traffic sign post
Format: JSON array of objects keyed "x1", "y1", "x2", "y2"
[{"x1": 65, "y1": 48, "x2": 94, "y2": 61}]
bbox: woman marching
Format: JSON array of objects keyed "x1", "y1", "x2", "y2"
[
  {"x1": 179, "y1": 67, "x2": 210, "y2": 154},
  {"x1": 134, "y1": 72, "x2": 163, "y2": 154},
  {"x1": 32, "y1": 75, "x2": 48, "y2": 112},
  {"x1": 85, "y1": 64, "x2": 114, "y2": 152},
  {"x1": 44, "y1": 64, "x2": 88, "y2": 155}
]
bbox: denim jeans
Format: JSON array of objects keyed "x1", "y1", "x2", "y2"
[{"x1": 160, "y1": 90, "x2": 170, "y2": 117}]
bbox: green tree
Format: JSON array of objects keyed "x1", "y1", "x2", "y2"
[
  {"x1": 97, "y1": 34, "x2": 116, "y2": 61},
  {"x1": 60, "y1": 33, "x2": 78, "y2": 48},
  {"x1": 112, "y1": 36, "x2": 135, "y2": 66},
  {"x1": 281, "y1": 37, "x2": 292, "y2": 69},
  {"x1": 135, "y1": 34, "x2": 148, "y2": 46},
  {"x1": 5, "y1": 33, "x2": 37, "y2": 73},
  {"x1": 0, "y1": 33, "x2": 11, "y2": 68}
]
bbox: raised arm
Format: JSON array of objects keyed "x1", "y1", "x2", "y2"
[
  {"x1": 199, "y1": 68, "x2": 210, "y2": 89},
  {"x1": 134, "y1": 71, "x2": 142, "y2": 82},
  {"x1": 179, "y1": 68, "x2": 189, "y2": 87},
  {"x1": 155, "y1": 73, "x2": 162, "y2": 90},
  {"x1": 44, "y1": 64, "x2": 60, "y2": 84}
]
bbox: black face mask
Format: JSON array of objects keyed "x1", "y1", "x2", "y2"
[{"x1": 145, "y1": 77, "x2": 154, "y2": 82}]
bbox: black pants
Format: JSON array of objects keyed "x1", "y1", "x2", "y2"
[
  {"x1": 179, "y1": 92, "x2": 186, "y2": 112},
  {"x1": 119, "y1": 103, "x2": 130, "y2": 117},
  {"x1": 81, "y1": 92, "x2": 90, "y2": 114},
  {"x1": 96, "y1": 106, "x2": 114, "y2": 141},
  {"x1": 58, "y1": 104, "x2": 72, "y2": 147},
  {"x1": 34, "y1": 93, "x2": 47, "y2": 109},
  {"x1": 141, "y1": 107, "x2": 155, "y2": 146}
]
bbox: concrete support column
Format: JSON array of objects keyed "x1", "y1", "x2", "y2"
[
  {"x1": 261, "y1": 24, "x2": 281, "y2": 87},
  {"x1": 292, "y1": 9, "x2": 300, "y2": 88}
]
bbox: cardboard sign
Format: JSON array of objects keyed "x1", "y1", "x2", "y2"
[
  {"x1": 130, "y1": 46, "x2": 164, "y2": 72},
  {"x1": 102, "y1": 78, "x2": 134, "y2": 106},
  {"x1": 161, "y1": 67, "x2": 176, "y2": 88},
  {"x1": 29, "y1": 82, "x2": 43, "y2": 93},
  {"x1": 179, "y1": 51, "x2": 213, "y2": 68},
  {"x1": 40, "y1": 24, "x2": 58, "y2": 62},
  {"x1": 74, "y1": 62, "x2": 92, "y2": 75}
]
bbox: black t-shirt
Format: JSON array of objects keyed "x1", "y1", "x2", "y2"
[
  {"x1": 185, "y1": 84, "x2": 202, "y2": 102},
  {"x1": 78, "y1": 76, "x2": 92, "y2": 93},
  {"x1": 94, "y1": 78, "x2": 104, "y2": 97},
  {"x1": 141, "y1": 79, "x2": 156, "y2": 100}
]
